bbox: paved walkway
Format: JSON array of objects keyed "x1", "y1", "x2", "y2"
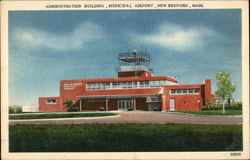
[{"x1": 9, "y1": 112, "x2": 242, "y2": 125}]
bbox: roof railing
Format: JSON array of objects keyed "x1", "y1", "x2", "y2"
[{"x1": 118, "y1": 51, "x2": 151, "y2": 60}]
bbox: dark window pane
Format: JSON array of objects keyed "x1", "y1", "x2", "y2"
[
  {"x1": 194, "y1": 89, "x2": 199, "y2": 93},
  {"x1": 171, "y1": 89, "x2": 176, "y2": 94},
  {"x1": 183, "y1": 89, "x2": 187, "y2": 93}
]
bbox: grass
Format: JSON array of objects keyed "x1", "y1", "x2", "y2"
[
  {"x1": 176, "y1": 110, "x2": 242, "y2": 115},
  {"x1": 9, "y1": 123, "x2": 242, "y2": 152},
  {"x1": 9, "y1": 113, "x2": 118, "y2": 120}
]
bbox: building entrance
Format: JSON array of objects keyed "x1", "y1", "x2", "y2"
[
  {"x1": 170, "y1": 98, "x2": 176, "y2": 111},
  {"x1": 118, "y1": 99, "x2": 132, "y2": 110}
]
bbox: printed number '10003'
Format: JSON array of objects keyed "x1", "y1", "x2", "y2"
[{"x1": 230, "y1": 153, "x2": 241, "y2": 156}]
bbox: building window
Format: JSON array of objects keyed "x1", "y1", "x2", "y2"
[
  {"x1": 139, "y1": 81, "x2": 149, "y2": 88},
  {"x1": 86, "y1": 79, "x2": 177, "y2": 90},
  {"x1": 170, "y1": 88, "x2": 200, "y2": 95},
  {"x1": 89, "y1": 83, "x2": 94, "y2": 90},
  {"x1": 194, "y1": 89, "x2": 200, "y2": 94},
  {"x1": 100, "y1": 83, "x2": 105, "y2": 89},
  {"x1": 144, "y1": 81, "x2": 149, "y2": 88},
  {"x1": 105, "y1": 82, "x2": 110, "y2": 89},
  {"x1": 160, "y1": 80, "x2": 165, "y2": 86},
  {"x1": 182, "y1": 89, "x2": 187, "y2": 94},
  {"x1": 133, "y1": 81, "x2": 137, "y2": 88},
  {"x1": 113, "y1": 82, "x2": 120, "y2": 88},
  {"x1": 86, "y1": 83, "x2": 90, "y2": 90},
  {"x1": 123, "y1": 82, "x2": 128, "y2": 88},
  {"x1": 46, "y1": 99, "x2": 56, "y2": 104},
  {"x1": 149, "y1": 81, "x2": 154, "y2": 87},
  {"x1": 96, "y1": 83, "x2": 100, "y2": 90},
  {"x1": 155, "y1": 81, "x2": 160, "y2": 87},
  {"x1": 128, "y1": 82, "x2": 132, "y2": 88},
  {"x1": 171, "y1": 89, "x2": 176, "y2": 94},
  {"x1": 188, "y1": 89, "x2": 193, "y2": 94},
  {"x1": 177, "y1": 89, "x2": 182, "y2": 94},
  {"x1": 139, "y1": 81, "x2": 144, "y2": 88}
]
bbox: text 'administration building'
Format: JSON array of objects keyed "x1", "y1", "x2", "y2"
[{"x1": 39, "y1": 50, "x2": 214, "y2": 112}]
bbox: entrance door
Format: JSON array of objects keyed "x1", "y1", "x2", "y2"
[
  {"x1": 118, "y1": 99, "x2": 132, "y2": 110},
  {"x1": 170, "y1": 98, "x2": 176, "y2": 111}
]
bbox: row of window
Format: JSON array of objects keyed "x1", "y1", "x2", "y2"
[
  {"x1": 46, "y1": 99, "x2": 56, "y2": 104},
  {"x1": 86, "y1": 80, "x2": 176, "y2": 90},
  {"x1": 170, "y1": 89, "x2": 200, "y2": 95}
]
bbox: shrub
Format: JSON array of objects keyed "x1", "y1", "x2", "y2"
[
  {"x1": 127, "y1": 106, "x2": 134, "y2": 111},
  {"x1": 202, "y1": 106, "x2": 207, "y2": 111},
  {"x1": 210, "y1": 104, "x2": 223, "y2": 110},
  {"x1": 99, "y1": 107, "x2": 105, "y2": 111},
  {"x1": 67, "y1": 108, "x2": 79, "y2": 112},
  {"x1": 202, "y1": 102, "x2": 242, "y2": 111},
  {"x1": 16, "y1": 108, "x2": 22, "y2": 113},
  {"x1": 9, "y1": 107, "x2": 22, "y2": 113},
  {"x1": 225, "y1": 102, "x2": 242, "y2": 110},
  {"x1": 153, "y1": 106, "x2": 162, "y2": 111},
  {"x1": 9, "y1": 107, "x2": 15, "y2": 114},
  {"x1": 205, "y1": 99, "x2": 211, "y2": 107}
]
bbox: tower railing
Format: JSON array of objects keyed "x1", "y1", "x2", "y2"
[
  {"x1": 119, "y1": 65, "x2": 153, "y2": 72},
  {"x1": 118, "y1": 52, "x2": 151, "y2": 61}
]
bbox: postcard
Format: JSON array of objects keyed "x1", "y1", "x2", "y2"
[{"x1": 1, "y1": 0, "x2": 249, "y2": 159}]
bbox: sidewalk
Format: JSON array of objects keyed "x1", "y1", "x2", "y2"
[{"x1": 9, "y1": 112, "x2": 242, "y2": 125}]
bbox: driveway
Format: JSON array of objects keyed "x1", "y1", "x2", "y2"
[{"x1": 9, "y1": 112, "x2": 242, "y2": 125}]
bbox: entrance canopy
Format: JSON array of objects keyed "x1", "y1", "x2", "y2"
[{"x1": 77, "y1": 88, "x2": 162, "y2": 100}]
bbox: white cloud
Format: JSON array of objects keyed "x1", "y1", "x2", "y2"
[
  {"x1": 133, "y1": 23, "x2": 217, "y2": 52},
  {"x1": 12, "y1": 22, "x2": 104, "y2": 51}
]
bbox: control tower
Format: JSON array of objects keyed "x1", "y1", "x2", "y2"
[{"x1": 118, "y1": 49, "x2": 153, "y2": 78}]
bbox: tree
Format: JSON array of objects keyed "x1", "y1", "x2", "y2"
[
  {"x1": 63, "y1": 99, "x2": 74, "y2": 110},
  {"x1": 215, "y1": 72, "x2": 236, "y2": 114}
]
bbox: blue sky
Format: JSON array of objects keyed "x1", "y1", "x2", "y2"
[{"x1": 9, "y1": 9, "x2": 242, "y2": 106}]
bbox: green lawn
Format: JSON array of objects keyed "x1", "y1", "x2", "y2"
[
  {"x1": 9, "y1": 124, "x2": 242, "y2": 152},
  {"x1": 9, "y1": 113, "x2": 118, "y2": 120},
  {"x1": 176, "y1": 110, "x2": 242, "y2": 115}
]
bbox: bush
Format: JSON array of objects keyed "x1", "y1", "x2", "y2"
[
  {"x1": 203, "y1": 104, "x2": 222, "y2": 111},
  {"x1": 67, "y1": 108, "x2": 79, "y2": 112},
  {"x1": 9, "y1": 107, "x2": 15, "y2": 114},
  {"x1": 202, "y1": 102, "x2": 242, "y2": 111},
  {"x1": 153, "y1": 106, "x2": 162, "y2": 111},
  {"x1": 99, "y1": 107, "x2": 105, "y2": 111},
  {"x1": 16, "y1": 108, "x2": 22, "y2": 113},
  {"x1": 9, "y1": 107, "x2": 22, "y2": 113},
  {"x1": 127, "y1": 106, "x2": 134, "y2": 111},
  {"x1": 225, "y1": 102, "x2": 242, "y2": 110}
]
